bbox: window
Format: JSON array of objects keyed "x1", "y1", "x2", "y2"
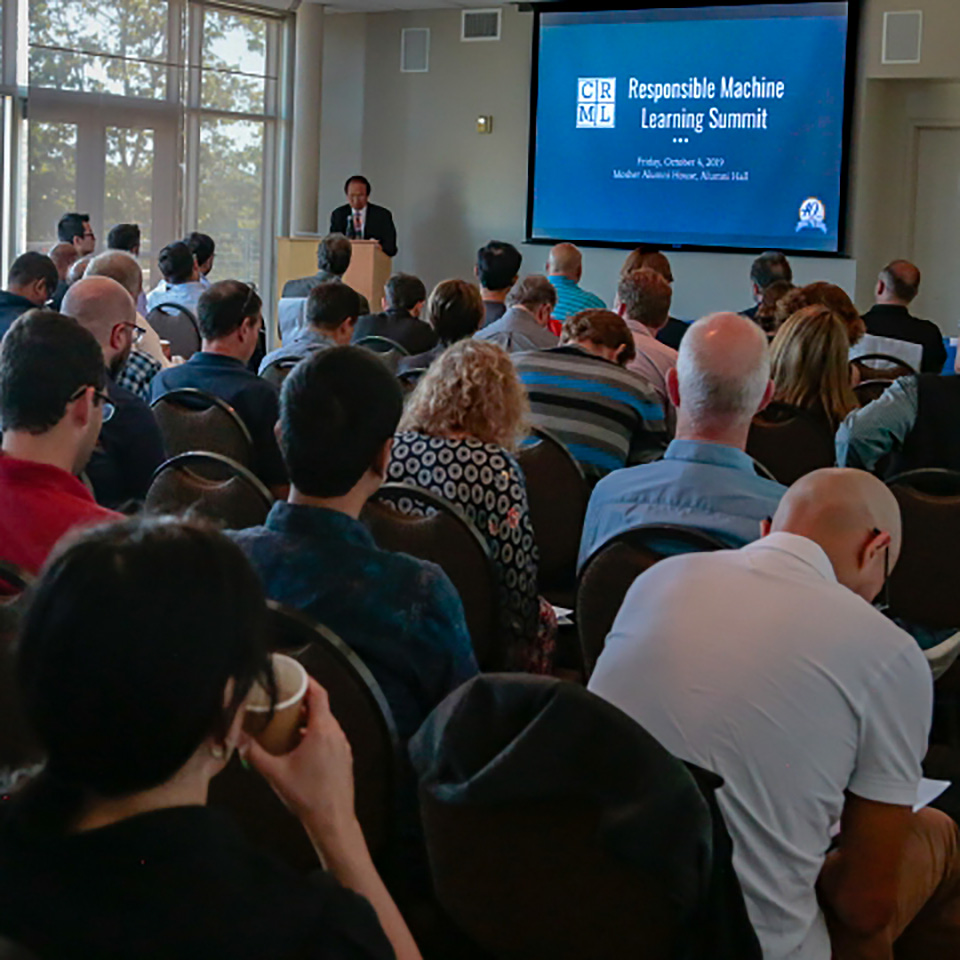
[{"x1": 26, "y1": 119, "x2": 75, "y2": 248}]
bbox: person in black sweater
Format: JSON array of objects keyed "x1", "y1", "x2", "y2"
[{"x1": 352, "y1": 273, "x2": 436, "y2": 356}]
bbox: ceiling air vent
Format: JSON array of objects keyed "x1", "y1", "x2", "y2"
[
  {"x1": 401, "y1": 27, "x2": 430, "y2": 73},
  {"x1": 462, "y1": 9, "x2": 501, "y2": 42},
  {"x1": 882, "y1": 10, "x2": 922, "y2": 65}
]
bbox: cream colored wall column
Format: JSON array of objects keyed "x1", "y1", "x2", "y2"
[{"x1": 290, "y1": 2, "x2": 323, "y2": 236}]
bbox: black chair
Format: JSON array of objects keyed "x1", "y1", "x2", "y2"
[
  {"x1": 260, "y1": 357, "x2": 299, "y2": 390},
  {"x1": 515, "y1": 427, "x2": 590, "y2": 607},
  {"x1": 355, "y1": 335, "x2": 409, "y2": 356},
  {"x1": 151, "y1": 388, "x2": 254, "y2": 469},
  {"x1": 397, "y1": 367, "x2": 428, "y2": 393},
  {"x1": 577, "y1": 524, "x2": 729, "y2": 677},
  {"x1": 851, "y1": 353, "x2": 917, "y2": 381},
  {"x1": 361, "y1": 483, "x2": 502, "y2": 669},
  {"x1": 209, "y1": 602, "x2": 398, "y2": 870},
  {"x1": 746, "y1": 402, "x2": 836, "y2": 486},
  {"x1": 146, "y1": 302, "x2": 202, "y2": 360},
  {"x1": 853, "y1": 379, "x2": 893, "y2": 407},
  {"x1": 144, "y1": 452, "x2": 273, "y2": 530}
]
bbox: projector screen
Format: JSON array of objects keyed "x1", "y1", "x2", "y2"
[{"x1": 526, "y1": 2, "x2": 858, "y2": 255}]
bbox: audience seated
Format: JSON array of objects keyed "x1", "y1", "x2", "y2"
[
  {"x1": 46, "y1": 243, "x2": 78, "y2": 310},
  {"x1": 0, "y1": 253, "x2": 58, "y2": 338},
  {"x1": 545, "y1": 243, "x2": 605, "y2": 322},
  {"x1": 0, "y1": 517, "x2": 419, "y2": 960},
  {"x1": 513, "y1": 309, "x2": 668, "y2": 481},
  {"x1": 390, "y1": 339, "x2": 555, "y2": 674},
  {"x1": 397, "y1": 278, "x2": 484, "y2": 374},
  {"x1": 770, "y1": 305, "x2": 857, "y2": 432},
  {"x1": 475, "y1": 275, "x2": 559, "y2": 354},
  {"x1": 352, "y1": 273, "x2": 436, "y2": 355},
  {"x1": 184, "y1": 231, "x2": 216, "y2": 287},
  {"x1": 776, "y1": 282, "x2": 866, "y2": 346},
  {"x1": 752, "y1": 278, "x2": 795, "y2": 336},
  {"x1": 61, "y1": 277, "x2": 165, "y2": 509},
  {"x1": 56, "y1": 212, "x2": 95, "y2": 257},
  {"x1": 588, "y1": 468, "x2": 960, "y2": 960},
  {"x1": 281, "y1": 233, "x2": 370, "y2": 315},
  {"x1": 476, "y1": 240, "x2": 522, "y2": 328},
  {"x1": 620, "y1": 248, "x2": 689, "y2": 348},
  {"x1": 615, "y1": 267, "x2": 678, "y2": 422},
  {"x1": 150, "y1": 280, "x2": 287, "y2": 498},
  {"x1": 578, "y1": 312, "x2": 786, "y2": 568},
  {"x1": 0, "y1": 310, "x2": 120, "y2": 576},
  {"x1": 231, "y1": 347, "x2": 476, "y2": 741},
  {"x1": 862, "y1": 260, "x2": 946, "y2": 374},
  {"x1": 741, "y1": 250, "x2": 793, "y2": 320},
  {"x1": 260, "y1": 282, "x2": 359, "y2": 374},
  {"x1": 146, "y1": 241, "x2": 205, "y2": 316},
  {"x1": 106, "y1": 223, "x2": 140, "y2": 256},
  {"x1": 66, "y1": 254, "x2": 93, "y2": 287}
]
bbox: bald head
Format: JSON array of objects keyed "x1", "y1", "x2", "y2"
[
  {"x1": 546, "y1": 243, "x2": 582, "y2": 281},
  {"x1": 61, "y1": 276, "x2": 136, "y2": 376},
  {"x1": 771, "y1": 468, "x2": 900, "y2": 600},
  {"x1": 878, "y1": 259, "x2": 921, "y2": 305},
  {"x1": 48, "y1": 242, "x2": 78, "y2": 282},
  {"x1": 85, "y1": 250, "x2": 143, "y2": 301}
]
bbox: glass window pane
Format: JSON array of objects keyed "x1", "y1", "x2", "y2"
[
  {"x1": 201, "y1": 9, "x2": 268, "y2": 114},
  {"x1": 27, "y1": 120, "x2": 77, "y2": 249},
  {"x1": 29, "y1": 0, "x2": 169, "y2": 98},
  {"x1": 198, "y1": 117, "x2": 263, "y2": 283},
  {"x1": 105, "y1": 126, "x2": 154, "y2": 258}
]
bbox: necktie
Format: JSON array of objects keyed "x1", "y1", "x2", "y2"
[{"x1": 353, "y1": 212, "x2": 362, "y2": 237}]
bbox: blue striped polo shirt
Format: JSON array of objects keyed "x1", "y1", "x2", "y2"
[{"x1": 548, "y1": 275, "x2": 607, "y2": 321}]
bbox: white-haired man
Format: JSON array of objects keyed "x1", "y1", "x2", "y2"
[{"x1": 578, "y1": 311, "x2": 786, "y2": 567}]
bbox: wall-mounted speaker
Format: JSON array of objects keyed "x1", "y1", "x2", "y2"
[
  {"x1": 882, "y1": 10, "x2": 922, "y2": 65},
  {"x1": 401, "y1": 27, "x2": 430, "y2": 73}
]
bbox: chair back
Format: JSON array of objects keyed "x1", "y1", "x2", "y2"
[
  {"x1": 853, "y1": 379, "x2": 892, "y2": 407},
  {"x1": 851, "y1": 335, "x2": 922, "y2": 377},
  {"x1": 577, "y1": 524, "x2": 729, "y2": 677},
  {"x1": 886, "y1": 469, "x2": 960, "y2": 628},
  {"x1": 851, "y1": 352, "x2": 917, "y2": 381},
  {"x1": 355, "y1": 335, "x2": 410, "y2": 356},
  {"x1": 745, "y1": 402, "x2": 835, "y2": 486},
  {"x1": 515, "y1": 427, "x2": 590, "y2": 605},
  {"x1": 151, "y1": 388, "x2": 254, "y2": 468},
  {"x1": 397, "y1": 367, "x2": 428, "y2": 393},
  {"x1": 144, "y1": 452, "x2": 273, "y2": 530},
  {"x1": 146, "y1": 303, "x2": 201, "y2": 360},
  {"x1": 260, "y1": 358, "x2": 299, "y2": 390},
  {"x1": 361, "y1": 483, "x2": 502, "y2": 669},
  {"x1": 209, "y1": 602, "x2": 398, "y2": 870}
]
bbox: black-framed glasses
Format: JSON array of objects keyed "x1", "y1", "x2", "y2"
[
  {"x1": 120, "y1": 321, "x2": 147, "y2": 343},
  {"x1": 873, "y1": 527, "x2": 891, "y2": 613},
  {"x1": 69, "y1": 385, "x2": 115, "y2": 423}
]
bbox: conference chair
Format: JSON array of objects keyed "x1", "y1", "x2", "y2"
[
  {"x1": 151, "y1": 388, "x2": 254, "y2": 469},
  {"x1": 745, "y1": 402, "x2": 835, "y2": 486},
  {"x1": 146, "y1": 303, "x2": 201, "y2": 360},
  {"x1": 355, "y1": 335, "x2": 410, "y2": 356},
  {"x1": 515, "y1": 427, "x2": 590, "y2": 607},
  {"x1": 144, "y1": 452, "x2": 272, "y2": 530},
  {"x1": 259, "y1": 357, "x2": 299, "y2": 390},
  {"x1": 397, "y1": 367, "x2": 428, "y2": 393},
  {"x1": 577, "y1": 524, "x2": 729, "y2": 678},
  {"x1": 361, "y1": 483, "x2": 503, "y2": 670},
  {"x1": 851, "y1": 352, "x2": 917, "y2": 382},
  {"x1": 853, "y1": 379, "x2": 893, "y2": 407}
]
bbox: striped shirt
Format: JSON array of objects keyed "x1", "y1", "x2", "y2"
[
  {"x1": 548, "y1": 275, "x2": 606, "y2": 321},
  {"x1": 514, "y1": 344, "x2": 668, "y2": 481}
]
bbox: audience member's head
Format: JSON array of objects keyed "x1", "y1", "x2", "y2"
[
  {"x1": 47, "y1": 243, "x2": 78, "y2": 283},
  {"x1": 546, "y1": 243, "x2": 583, "y2": 282},
  {"x1": 106, "y1": 223, "x2": 141, "y2": 255},
  {"x1": 158, "y1": 241, "x2": 199, "y2": 285},
  {"x1": 750, "y1": 251, "x2": 792, "y2": 301},
  {"x1": 16, "y1": 518, "x2": 272, "y2": 806},
  {"x1": 0, "y1": 310, "x2": 107, "y2": 475},
  {"x1": 506, "y1": 274, "x2": 557, "y2": 328},
  {"x1": 66, "y1": 255, "x2": 93, "y2": 287},
  {"x1": 621, "y1": 248, "x2": 674, "y2": 284},
  {"x1": 616, "y1": 267, "x2": 673, "y2": 333},
  {"x1": 476, "y1": 241, "x2": 522, "y2": 296},
  {"x1": 770, "y1": 305, "x2": 856, "y2": 429},
  {"x1": 57, "y1": 212, "x2": 95, "y2": 256},
  {"x1": 561, "y1": 309, "x2": 636, "y2": 367},
  {"x1": 401, "y1": 339, "x2": 528, "y2": 452},
  {"x1": 345, "y1": 175, "x2": 372, "y2": 211},
  {"x1": 7, "y1": 252, "x2": 58, "y2": 306},
  {"x1": 316, "y1": 233, "x2": 352, "y2": 277},
  {"x1": 61, "y1": 276, "x2": 138, "y2": 378},
  {"x1": 425, "y1": 279, "x2": 484, "y2": 345},
  {"x1": 876, "y1": 259, "x2": 921, "y2": 306},
  {"x1": 669, "y1": 311, "x2": 773, "y2": 446},
  {"x1": 767, "y1": 468, "x2": 900, "y2": 602},
  {"x1": 84, "y1": 250, "x2": 143, "y2": 302},
  {"x1": 383, "y1": 273, "x2": 426, "y2": 317},
  {"x1": 753, "y1": 279, "x2": 795, "y2": 334},
  {"x1": 775, "y1": 282, "x2": 864, "y2": 345},
  {"x1": 280, "y1": 346, "x2": 403, "y2": 502},
  {"x1": 305, "y1": 281, "x2": 361, "y2": 345},
  {"x1": 184, "y1": 232, "x2": 216, "y2": 276},
  {"x1": 197, "y1": 280, "x2": 263, "y2": 365}
]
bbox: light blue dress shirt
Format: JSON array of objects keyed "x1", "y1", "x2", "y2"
[
  {"x1": 835, "y1": 376, "x2": 918, "y2": 472},
  {"x1": 146, "y1": 280, "x2": 206, "y2": 317},
  {"x1": 577, "y1": 438, "x2": 787, "y2": 569}
]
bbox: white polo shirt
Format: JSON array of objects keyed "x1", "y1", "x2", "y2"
[{"x1": 588, "y1": 532, "x2": 932, "y2": 960}]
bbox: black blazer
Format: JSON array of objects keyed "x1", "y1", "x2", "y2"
[{"x1": 330, "y1": 203, "x2": 398, "y2": 258}]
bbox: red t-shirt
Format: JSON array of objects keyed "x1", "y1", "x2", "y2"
[{"x1": 0, "y1": 454, "x2": 121, "y2": 578}]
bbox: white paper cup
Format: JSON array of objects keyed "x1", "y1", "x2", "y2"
[{"x1": 243, "y1": 653, "x2": 309, "y2": 755}]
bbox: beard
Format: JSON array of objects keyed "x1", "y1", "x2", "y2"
[{"x1": 108, "y1": 345, "x2": 131, "y2": 379}]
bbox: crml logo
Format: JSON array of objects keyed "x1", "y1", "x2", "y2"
[{"x1": 577, "y1": 78, "x2": 616, "y2": 128}]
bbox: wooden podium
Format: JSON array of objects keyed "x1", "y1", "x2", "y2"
[{"x1": 276, "y1": 236, "x2": 392, "y2": 311}]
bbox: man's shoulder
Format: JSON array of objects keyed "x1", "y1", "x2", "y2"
[{"x1": 368, "y1": 202, "x2": 393, "y2": 219}]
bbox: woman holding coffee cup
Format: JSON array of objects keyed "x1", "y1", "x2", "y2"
[{"x1": 0, "y1": 517, "x2": 421, "y2": 960}]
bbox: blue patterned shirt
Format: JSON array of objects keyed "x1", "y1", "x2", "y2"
[
  {"x1": 115, "y1": 348, "x2": 162, "y2": 402},
  {"x1": 548, "y1": 275, "x2": 606, "y2": 321}
]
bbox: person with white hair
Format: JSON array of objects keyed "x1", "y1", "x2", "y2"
[{"x1": 578, "y1": 311, "x2": 786, "y2": 567}]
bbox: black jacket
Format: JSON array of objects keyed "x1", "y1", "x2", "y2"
[
  {"x1": 330, "y1": 203, "x2": 398, "y2": 258},
  {"x1": 862, "y1": 304, "x2": 947, "y2": 374},
  {"x1": 352, "y1": 308, "x2": 437, "y2": 356},
  {"x1": 0, "y1": 292, "x2": 39, "y2": 339}
]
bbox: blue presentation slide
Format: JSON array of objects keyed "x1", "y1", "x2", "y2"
[{"x1": 529, "y1": 3, "x2": 851, "y2": 253}]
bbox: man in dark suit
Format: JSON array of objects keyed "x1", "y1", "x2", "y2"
[
  {"x1": 352, "y1": 273, "x2": 436, "y2": 355},
  {"x1": 0, "y1": 252, "x2": 58, "y2": 338},
  {"x1": 329, "y1": 175, "x2": 397, "y2": 258},
  {"x1": 861, "y1": 260, "x2": 946, "y2": 374},
  {"x1": 281, "y1": 233, "x2": 370, "y2": 316}
]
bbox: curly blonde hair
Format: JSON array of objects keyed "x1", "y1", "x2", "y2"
[{"x1": 399, "y1": 339, "x2": 529, "y2": 451}]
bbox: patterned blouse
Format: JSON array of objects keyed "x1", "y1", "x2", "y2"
[{"x1": 387, "y1": 432, "x2": 548, "y2": 673}]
